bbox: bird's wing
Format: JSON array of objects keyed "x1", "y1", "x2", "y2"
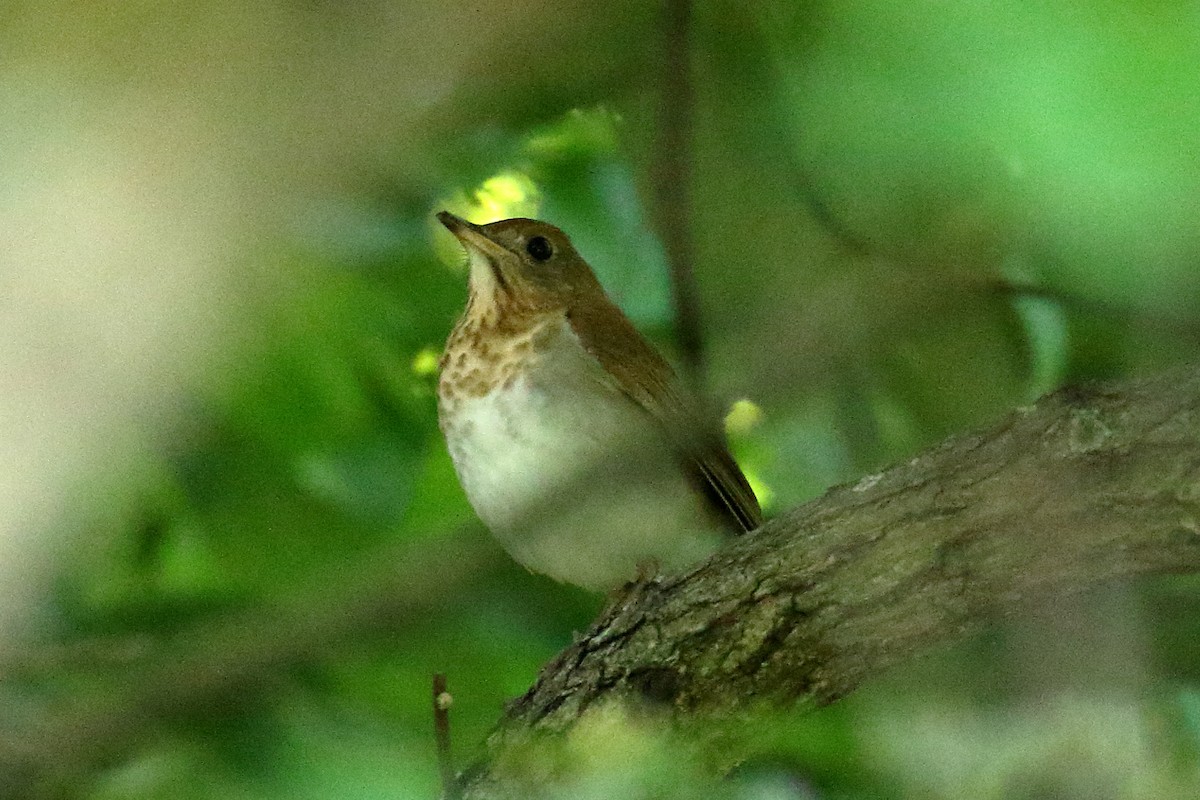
[{"x1": 566, "y1": 300, "x2": 763, "y2": 534}]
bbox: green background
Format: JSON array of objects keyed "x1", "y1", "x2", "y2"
[{"x1": 2, "y1": 1, "x2": 1200, "y2": 797}]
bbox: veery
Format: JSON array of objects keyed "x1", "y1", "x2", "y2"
[{"x1": 436, "y1": 211, "x2": 761, "y2": 590}]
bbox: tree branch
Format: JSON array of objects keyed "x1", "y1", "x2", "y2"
[{"x1": 463, "y1": 364, "x2": 1200, "y2": 794}]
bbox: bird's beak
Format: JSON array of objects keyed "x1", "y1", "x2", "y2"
[{"x1": 436, "y1": 211, "x2": 512, "y2": 263}]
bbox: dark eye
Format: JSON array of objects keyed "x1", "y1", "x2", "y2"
[{"x1": 526, "y1": 235, "x2": 553, "y2": 262}]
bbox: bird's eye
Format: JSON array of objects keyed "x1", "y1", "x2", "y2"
[{"x1": 526, "y1": 236, "x2": 553, "y2": 262}]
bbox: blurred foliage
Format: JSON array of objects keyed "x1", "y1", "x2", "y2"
[{"x1": 4, "y1": 1, "x2": 1200, "y2": 798}]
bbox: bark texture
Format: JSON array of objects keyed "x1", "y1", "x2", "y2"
[{"x1": 464, "y1": 365, "x2": 1200, "y2": 794}]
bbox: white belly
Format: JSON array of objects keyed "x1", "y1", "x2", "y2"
[{"x1": 439, "y1": 328, "x2": 719, "y2": 589}]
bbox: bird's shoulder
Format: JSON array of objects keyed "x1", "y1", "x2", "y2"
[{"x1": 565, "y1": 298, "x2": 763, "y2": 533}]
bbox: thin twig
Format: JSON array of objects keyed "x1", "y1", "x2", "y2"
[
  {"x1": 791, "y1": 168, "x2": 870, "y2": 255},
  {"x1": 0, "y1": 534, "x2": 496, "y2": 797},
  {"x1": 433, "y1": 673, "x2": 460, "y2": 800},
  {"x1": 653, "y1": 0, "x2": 705, "y2": 390},
  {"x1": 993, "y1": 278, "x2": 1200, "y2": 329}
]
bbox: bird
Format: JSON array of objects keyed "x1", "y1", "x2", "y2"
[{"x1": 435, "y1": 210, "x2": 761, "y2": 590}]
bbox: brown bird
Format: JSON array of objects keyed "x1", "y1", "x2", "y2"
[{"x1": 436, "y1": 211, "x2": 761, "y2": 590}]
